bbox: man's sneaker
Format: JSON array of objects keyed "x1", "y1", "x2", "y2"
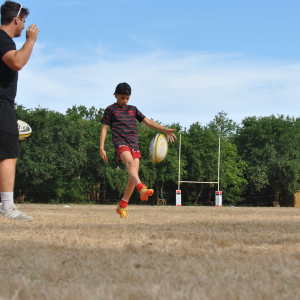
[
  {"x1": 140, "y1": 185, "x2": 154, "y2": 201},
  {"x1": 0, "y1": 204, "x2": 34, "y2": 221},
  {"x1": 116, "y1": 206, "x2": 127, "y2": 218}
]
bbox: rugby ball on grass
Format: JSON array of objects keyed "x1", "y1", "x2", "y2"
[
  {"x1": 18, "y1": 120, "x2": 32, "y2": 140},
  {"x1": 149, "y1": 133, "x2": 168, "y2": 163}
]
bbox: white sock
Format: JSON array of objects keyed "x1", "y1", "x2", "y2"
[{"x1": 1, "y1": 192, "x2": 14, "y2": 212}]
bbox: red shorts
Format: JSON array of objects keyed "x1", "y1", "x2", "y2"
[{"x1": 116, "y1": 145, "x2": 142, "y2": 162}]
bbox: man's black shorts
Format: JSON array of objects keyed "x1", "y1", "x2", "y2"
[{"x1": 0, "y1": 101, "x2": 20, "y2": 159}]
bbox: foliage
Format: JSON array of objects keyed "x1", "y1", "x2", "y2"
[
  {"x1": 235, "y1": 115, "x2": 300, "y2": 200},
  {"x1": 14, "y1": 105, "x2": 298, "y2": 206}
]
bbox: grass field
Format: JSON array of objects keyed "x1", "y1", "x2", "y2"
[{"x1": 1, "y1": 204, "x2": 300, "y2": 300}]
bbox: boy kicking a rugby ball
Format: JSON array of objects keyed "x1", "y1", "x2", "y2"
[{"x1": 100, "y1": 82, "x2": 176, "y2": 218}]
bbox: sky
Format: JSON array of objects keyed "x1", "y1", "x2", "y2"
[{"x1": 11, "y1": 0, "x2": 300, "y2": 128}]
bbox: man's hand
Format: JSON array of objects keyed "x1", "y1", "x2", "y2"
[
  {"x1": 100, "y1": 149, "x2": 108, "y2": 163},
  {"x1": 26, "y1": 24, "x2": 40, "y2": 43},
  {"x1": 164, "y1": 128, "x2": 177, "y2": 143}
]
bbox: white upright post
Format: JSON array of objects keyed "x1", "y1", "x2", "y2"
[
  {"x1": 218, "y1": 137, "x2": 220, "y2": 192},
  {"x1": 216, "y1": 137, "x2": 222, "y2": 207},
  {"x1": 178, "y1": 134, "x2": 181, "y2": 190},
  {"x1": 176, "y1": 134, "x2": 182, "y2": 206}
]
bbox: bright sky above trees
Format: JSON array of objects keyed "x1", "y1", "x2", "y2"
[{"x1": 13, "y1": 0, "x2": 300, "y2": 128}]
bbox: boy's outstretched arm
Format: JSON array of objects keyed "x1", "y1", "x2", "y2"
[
  {"x1": 142, "y1": 118, "x2": 177, "y2": 142},
  {"x1": 100, "y1": 125, "x2": 109, "y2": 163}
]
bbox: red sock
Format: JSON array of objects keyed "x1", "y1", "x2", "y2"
[
  {"x1": 136, "y1": 183, "x2": 144, "y2": 192},
  {"x1": 119, "y1": 198, "x2": 128, "y2": 208}
]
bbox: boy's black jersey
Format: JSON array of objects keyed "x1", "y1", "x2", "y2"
[{"x1": 101, "y1": 103, "x2": 146, "y2": 150}]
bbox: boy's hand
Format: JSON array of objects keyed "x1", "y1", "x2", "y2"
[
  {"x1": 164, "y1": 128, "x2": 177, "y2": 143},
  {"x1": 100, "y1": 149, "x2": 108, "y2": 163}
]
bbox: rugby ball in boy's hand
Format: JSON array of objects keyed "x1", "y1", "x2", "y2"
[
  {"x1": 149, "y1": 133, "x2": 168, "y2": 163},
  {"x1": 18, "y1": 120, "x2": 32, "y2": 140}
]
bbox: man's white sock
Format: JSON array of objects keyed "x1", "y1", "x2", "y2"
[{"x1": 1, "y1": 192, "x2": 14, "y2": 212}]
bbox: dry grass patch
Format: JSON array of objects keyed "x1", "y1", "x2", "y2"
[{"x1": 1, "y1": 205, "x2": 300, "y2": 300}]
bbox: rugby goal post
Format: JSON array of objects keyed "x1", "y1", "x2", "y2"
[{"x1": 177, "y1": 134, "x2": 221, "y2": 206}]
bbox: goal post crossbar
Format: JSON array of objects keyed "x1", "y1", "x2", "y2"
[{"x1": 179, "y1": 181, "x2": 218, "y2": 184}]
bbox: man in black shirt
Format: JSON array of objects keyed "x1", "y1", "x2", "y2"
[{"x1": 0, "y1": 1, "x2": 39, "y2": 220}]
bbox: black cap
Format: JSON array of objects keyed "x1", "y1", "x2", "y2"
[{"x1": 114, "y1": 82, "x2": 131, "y2": 95}]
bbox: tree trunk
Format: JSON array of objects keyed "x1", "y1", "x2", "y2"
[
  {"x1": 274, "y1": 175, "x2": 279, "y2": 203},
  {"x1": 77, "y1": 164, "x2": 87, "y2": 190},
  {"x1": 160, "y1": 181, "x2": 164, "y2": 197},
  {"x1": 103, "y1": 172, "x2": 106, "y2": 199},
  {"x1": 156, "y1": 179, "x2": 159, "y2": 199},
  {"x1": 77, "y1": 168, "x2": 81, "y2": 190},
  {"x1": 194, "y1": 184, "x2": 203, "y2": 204}
]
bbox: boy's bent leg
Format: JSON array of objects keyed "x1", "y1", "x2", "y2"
[
  {"x1": 119, "y1": 151, "x2": 141, "y2": 186},
  {"x1": 116, "y1": 158, "x2": 140, "y2": 218},
  {"x1": 119, "y1": 151, "x2": 154, "y2": 201},
  {"x1": 123, "y1": 158, "x2": 140, "y2": 201}
]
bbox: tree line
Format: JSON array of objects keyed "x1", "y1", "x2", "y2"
[{"x1": 14, "y1": 105, "x2": 300, "y2": 206}]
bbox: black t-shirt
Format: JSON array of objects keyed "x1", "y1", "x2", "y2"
[
  {"x1": 0, "y1": 29, "x2": 18, "y2": 104},
  {"x1": 101, "y1": 103, "x2": 146, "y2": 150}
]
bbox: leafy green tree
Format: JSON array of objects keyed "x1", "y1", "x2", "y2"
[
  {"x1": 15, "y1": 106, "x2": 67, "y2": 201},
  {"x1": 15, "y1": 105, "x2": 104, "y2": 202},
  {"x1": 207, "y1": 111, "x2": 238, "y2": 139},
  {"x1": 14, "y1": 105, "x2": 250, "y2": 206},
  {"x1": 235, "y1": 115, "x2": 300, "y2": 201}
]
